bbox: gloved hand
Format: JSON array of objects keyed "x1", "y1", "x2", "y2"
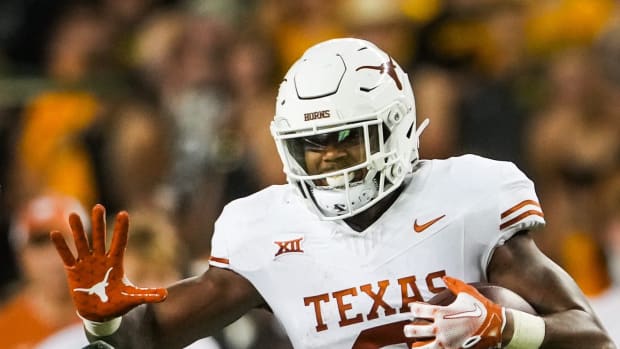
[
  {"x1": 51, "y1": 204, "x2": 168, "y2": 322},
  {"x1": 404, "y1": 276, "x2": 505, "y2": 349}
]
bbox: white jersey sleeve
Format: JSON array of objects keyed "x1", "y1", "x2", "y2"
[
  {"x1": 209, "y1": 191, "x2": 262, "y2": 271},
  {"x1": 497, "y1": 161, "x2": 545, "y2": 236},
  {"x1": 427, "y1": 155, "x2": 545, "y2": 281},
  {"x1": 208, "y1": 184, "x2": 303, "y2": 274},
  {"x1": 209, "y1": 207, "x2": 232, "y2": 269},
  {"x1": 480, "y1": 160, "x2": 546, "y2": 274}
]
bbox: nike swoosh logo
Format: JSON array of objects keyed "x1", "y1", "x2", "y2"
[
  {"x1": 443, "y1": 303, "x2": 483, "y2": 319},
  {"x1": 413, "y1": 214, "x2": 446, "y2": 233}
]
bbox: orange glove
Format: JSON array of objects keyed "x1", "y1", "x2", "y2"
[
  {"x1": 404, "y1": 276, "x2": 505, "y2": 349},
  {"x1": 51, "y1": 204, "x2": 168, "y2": 322}
]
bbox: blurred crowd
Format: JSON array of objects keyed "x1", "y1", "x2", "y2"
[{"x1": 0, "y1": 0, "x2": 619, "y2": 348}]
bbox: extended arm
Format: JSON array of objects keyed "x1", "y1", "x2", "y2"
[
  {"x1": 488, "y1": 231, "x2": 614, "y2": 348},
  {"x1": 51, "y1": 204, "x2": 264, "y2": 349},
  {"x1": 89, "y1": 266, "x2": 264, "y2": 349}
]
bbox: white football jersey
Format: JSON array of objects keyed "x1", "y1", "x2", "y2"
[{"x1": 209, "y1": 155, "x2": 545, "y2": 349}]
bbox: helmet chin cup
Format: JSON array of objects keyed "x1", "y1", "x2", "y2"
[{"x1": 312, "y1": 179, "x2": 378, "y2": 217}]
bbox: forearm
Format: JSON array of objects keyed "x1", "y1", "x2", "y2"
[
  {"x1": 540, "y1": 309, "x2": 614, "y2": 349},
  {"x1": 51, "y1": 206, "x2": 260, "y2": 348},
  {"x1": 84, "y1": 270, "x2": 263, "y2": 349},
  {"x1": 489, "y1": 233, "x2": 616, "y2": 349},
  {"x1": 502, "y1": 308, "x2": 615, "y2": 349}
]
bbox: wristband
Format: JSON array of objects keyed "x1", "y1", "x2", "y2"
[
  {"x1": 505, "y1": 309, "x2": 545, "y2": 349},
  {"x1": 79, "y1": 314, "x2": 122, "y2": 337}
]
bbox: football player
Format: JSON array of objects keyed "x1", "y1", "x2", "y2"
[{"x1": 51, "y1": 38, "x2": 614, "y2": 348}]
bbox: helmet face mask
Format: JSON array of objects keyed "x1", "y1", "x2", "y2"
[
  {"x1": 281, "y1": 120, "x2": 382, "y2": 179},
  {"x1": 271, "y1": 38, "x2": 423, "y2": 220}
]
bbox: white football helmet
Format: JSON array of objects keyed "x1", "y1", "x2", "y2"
[{"x1": 271, "y1": 38, "x2": 427, "y2": 220}]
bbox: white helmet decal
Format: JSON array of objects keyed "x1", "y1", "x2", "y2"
[{"x1": 355, "y1": 56, "x2": 403, "y2": 91}]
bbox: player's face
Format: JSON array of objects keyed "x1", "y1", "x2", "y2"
[
  {"x1": 303, "y1": 128, "x2": 365, "y2": 176},
  {"x1": 285, "y1": 126, "x2": 381, "y2": 186}
]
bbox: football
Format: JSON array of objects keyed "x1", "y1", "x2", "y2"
[
  {"x1": 408, "y1": 283, "x2": 537, "y2": 347},
  {"x1": 427, "y1": 282, "x2": 537, "y2": 314}
]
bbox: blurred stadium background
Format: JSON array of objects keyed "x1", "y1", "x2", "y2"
[{"x1": 0, "y1": 0, "x2": 619, "y2": 348}]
